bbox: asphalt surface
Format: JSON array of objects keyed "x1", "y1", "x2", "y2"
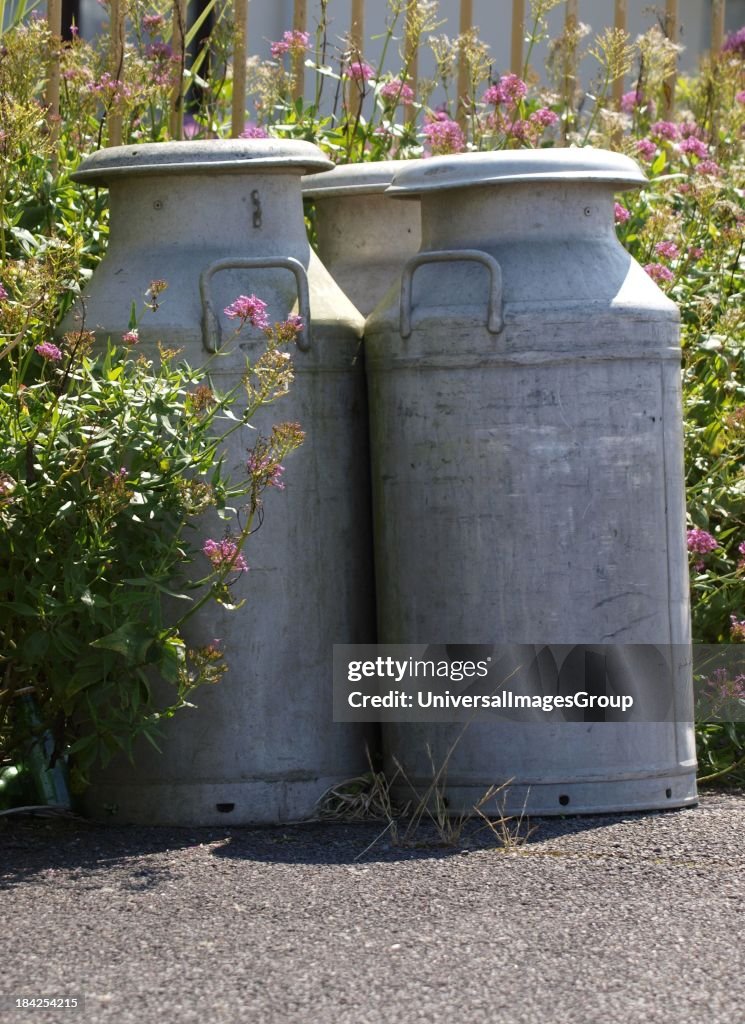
[{"x1": 1, "y1": 790, "x2": 744, "y2": 1024}]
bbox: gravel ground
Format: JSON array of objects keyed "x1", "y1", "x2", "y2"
[{"x1": 1, "y1": 790, "x2": 744, "y2": 1024}]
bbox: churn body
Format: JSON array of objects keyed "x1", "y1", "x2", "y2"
[
  {"x1": 302, "y1": 161, "x2": 421, "y2": 317},
  {"x1": 364, "y1": 149, "x2": 697, "y2": 815},
  {"x1": 67, "y1": 140, "x2": 375, "y2": 824}
]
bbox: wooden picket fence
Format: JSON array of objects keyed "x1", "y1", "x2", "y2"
[{"x1": 41, "y1": 0, "x2": 731, "y2": 146}]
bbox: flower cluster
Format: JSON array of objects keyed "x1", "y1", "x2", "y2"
[
  {"x1": 482, "y1": 73, "x2": 527, "y2": 107},
  {"x1": 35, "y1": 342, "x2": 62, "y2": 362},
  {"x1": 224, "y1": 294, "x2": 270, "y2": 330},
  {"x1": 347, "y1": 60, "x2": 375, "y2": 82},
  {"x1": 380, "y1": 79, "x2": 415, "y2": 106},
  {"x1": 422, "y1": 112, "x2": 465, "y2": 155},
  {"x1": 202, "y1": 537, "x2": 248, "y2": 574},
  {"x1": 270, "y1": 30, "x2": 310, "y2": 59}
]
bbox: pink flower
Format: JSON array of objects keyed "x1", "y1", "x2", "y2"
[
  {"x1": 240, "y1": 123, "x2": 270, "y2": 139},
  {"x1": 203, "y1": 538, "x2": 248, "y2": 573},
  {"x1": 508, "y1": 118, "x2": 533, "y2": 141},
  {"x1": 722, "y1": 26, "x2": 745, "y2": 55},
  {"x1": 35, "y1": 342, "x2": 62, "y2": 361},
  {"x1": 422, "y1": 115, "x2": 465, "y2": 155},
  {"x1": 247, "y1": 451, "x2": 285, "y2": 491},
  {"x1": 142, "y1": 13, "x2": 165, "y2": 33},
  {"x1": 530, "y1": 108, "x2": 559, "y2": 128},
  {"x1": 0, "y1": 283, "x2": 7, "y2": 300},
  {"x1": 695, "y1": 159, "x2": 722, "y2": 177},
  {"x1": 270, "y1": 30, "x2": 310, "y2": 58},
  {"x1": 380, "y1": 79, "x2": 415, "y2": 105},
  {"x1": 687, "y1": 527, "x2": 718, "y2": 554},
  {"x1": 679, "y1": 120, "x2": 700, "y2": 138},
  {"x1": 636, "y1": 138, "x2": 657, "y2": 161},
  {"x1": 737, "y1": 91, "x2": 745, "y2": 104},
  {"x1": 679, "y1": 136, "x2": 708, "y2": 159},
  {"x1": 348, "y1": 60, "x2": 374, "y2": 82},
  {"x1": 122, "y1": 329, "x2": 139, "y2": 344},
  {"x1": 621, "y1": 89, "x2": 645, "y2": 113},
  {"x1": 483, "y1": 74, "x2": 527, "y2": 107},
  {"x1": 644, "y1": 263, "x2": 674, "y2": 283},
  {"x1": 614, "y1": 202, "x2": 630, "y2": 224},
  {"x1": 687, "y1": 246, "x2": 704, "y2": 260},
  {"x1": 655, "y1": 240, "x2": 679, "y2": 260},
  {"x1": 650, "y1": 120, "x2": 679, "y2": 141},
  {"x1": 224, "y1": 294, "x2": 270, "y2": 329}
]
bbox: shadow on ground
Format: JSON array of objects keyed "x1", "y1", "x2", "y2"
[{"x1": 0, "y1": 802, "x2": 698, "y2": 885}]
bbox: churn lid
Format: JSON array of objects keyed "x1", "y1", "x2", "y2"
[
  {"x1": 386, "y1": 147, "x2": 647, "y2": 196},
  {"x1": 72, "y1": 139, "x2": 334, "y2": 185},
  {"x1": 302, "y1": 160, "x2": 419, "y2": 198}
]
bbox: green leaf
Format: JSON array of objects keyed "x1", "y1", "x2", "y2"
[{"x1": 90, "y1": 622, "x2": 155, "y2": 662}]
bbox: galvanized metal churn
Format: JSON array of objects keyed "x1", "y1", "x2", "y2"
[
  {"x1": 302, "y1": 161, "x2": 421, "y2": 317},
  {"x1": 66, "y1": 139, "x2": 375, "y2": 825},
  {"x1": 364, "y1": 148, "x2": 697, "y2": 815}
]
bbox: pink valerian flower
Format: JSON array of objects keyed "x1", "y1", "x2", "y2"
[
  {"x1": 722, "y1": 26, "x2": 745, "y2": 55},
  {"x1": 273, "y1": 315, "x2": 305, "y2": 344},
  {"x1": 695, "y1": 159, "x2": 722, "y2": 177},
  {"x1": 530, "y1": 108, "x2": 559, "y2": 128},
  {"x1": 621, "y1": 89, "x2": 651, "y2": 113},
  {"x1": 737, "y1": 540, "x2": 745, "y2": 570},
  {"x1": 687, "y1": 525, "x2": 717, "y2": 572},
  {"x1": 737, "y1": 91, "x2": 745, "y2": 104},
  {"x1": 224, "y1": 294, "x2": 270, "y2": 329},
  {"x1": 655, "y1": 240, "x2": 680, "y2": 260},
  {"x1": 636, "y1": 138, "x2": 657, "y2": 161},
  {"x1": 679, "y1": 136, "x2": 709, "y2": 159},
  {"x1": 247, "y1": 450, "x2": 285, "y2": 491},
  {"x1": 679, "y1": 120, "x2": 700, "y2": 138},
  {"x1": 422, "y1": 114, "x2": 465, "y2": 155},
  {"x1": 0, "y1": 283, "x2": 7, "y2": 300},
  {"x1": 347, "y1": 60, "x2": 374, "y2": 82},
  {"x1": 644, "y1": 262, "x2": 674, "y2": 283},
  {"x1": 380, "y1": 79, "x2": 415, "y2": 106},
  {"x1": 507, "y1": 119, "x2": 533, "y2": 142},
  {"x1": 687, "y1": 246, "x2": 704, "y2": 260},
  {"x1": 482, "y1": 73, "x2": 528, "y2": 107},
  {"x1": 142, "y1": 13, "x2": 165, "y2": 33},
  {"x1": 704, "y1": 668, "x2": 745, "y2": 703},
  {"x1": 122, "y1": 329, "x2": 139, "y2": 345},
  {"x1": 240, "y1": 123, "x2": 270, "y2": 139},
  {"x1": 270, "y1": 29, "x2": 310, "y2": 58},
  {"x1": 88, "y1": 72, "x2": 131, "y2": 99},
  {"x1": 203, "y1": 538, "x2": 248, "y2": 573},
  {"x1": 614, "y1": 203, "x2": 630, "y2": 224},
  {"x1": 731, "y1": 616, "x2": 745, "y2": 643},
  {"x1": 35, "y1": 342, "x2": 62, "y2": 361},
  {"x1": 650, "y1": 120, "x2": 679, "y2": 141}
]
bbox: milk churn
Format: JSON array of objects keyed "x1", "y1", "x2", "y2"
[
  {"x1": 66, "y1": 140, "x2": 375, "y2": 825},
  {"x1": 364, "y1": 148, "x2": 697, "y2": 815},
  {"x1": 302, "y1": 161, "x2": 421, "y2": 316}
]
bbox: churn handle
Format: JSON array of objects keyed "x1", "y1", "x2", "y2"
[
  {"x1": 399, "y1": 249, "x2": 504, "y2": 339},
  {"x1": 200, "y1": 256, "x2": 312, "y2": 353}
]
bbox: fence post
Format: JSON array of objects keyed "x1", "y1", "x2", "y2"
[
  {"x1": 45, "y1": 0, "x2": 62, "y2": 171},
  {"x1": 711, "y1": 0, "x2": 726, "y2": 53},
  {"x1": 291, "y1": 0, "x2": 307, "y2": 103},
  {"x1": 169, "y1": 0, "x2": 187, "y2": 139},
  {"x1": 613, "y1": 0, "x2": 627, "y2": 109},
  {"x1": 231, "y1": 0, "x2": 248, "y2": 137},
  {"x1": 663, "y1": 0, "x2": 679, "y2": 116},
  {"x1": 107, "y1": 0, "x2": 124, "y2": 146},
  {"x1": 456, "y1": 0, "x2": 473, "y2": 127},
  {"x1": 511, "y1": 0, "x2": 525, "y2": 76}
]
